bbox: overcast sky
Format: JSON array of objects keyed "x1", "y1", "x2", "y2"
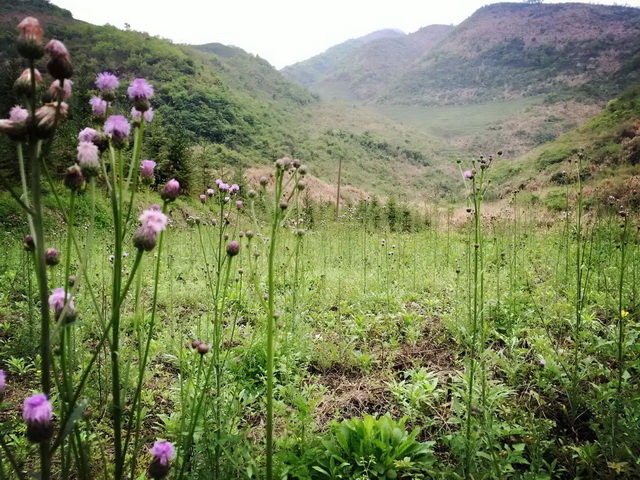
[{"x1": 50, "y1": 0, "x2": 640, "y2": 68}]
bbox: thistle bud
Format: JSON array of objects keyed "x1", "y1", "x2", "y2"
[
  {"x1": 34, "y1": 102, "x2": 68, "y2": 138},
  {"x1": 260, "y1": 177, "x2": 268, "y2": 186},
  {"x1": 45, "y1": 40, "x2": 73, "y2": 80},
  {"x1": 226, "y1": 241, "x2": 240, "y2": 257},
  {"x1": 248, "y1": 189, "x2": 257, "y2": 198},
  {"x1": 23, "y1": 235, "x2": 35, "y2": 252},
  {"x1": 279, "y1": 201, "x2": 288, "y2": 210},
  {"x1": 245, "y1": 230, "x2": 254, "y2": 240},
  {"x1": 14, "y1": 68, "x2": 42, "y2": 96},
  {"x1": 298, "y1": 165, "x2": 308, "y2": 176},
  {"x1": 196, "y1": 343, "x2": 210, "y2": 355},
  {"x1": 17, "y1": 17, "x2": 44, "y2": 59},
  {"x1": 64, "y1": 164, "x2": 85, "y2": 192},
  {"x1": 296, "y1": 181, "x2": 306, "y2": 191},
  {"x1": 45, "y1": 248, "x2": 60, "y2": 266},
  {"x1": 160, "y1": 179, "x2": 180, "y2": 203}
]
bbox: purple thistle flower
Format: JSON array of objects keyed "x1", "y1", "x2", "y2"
[
  {"x1": 149, "y1": 441, "x2": 175, "y2": 479},
  {"x1": 134, "y1": 207, "x2": 168, "y2": 251},
  {"x1": 199, "y1": 194, "x2": 206, "y2": 204},
  {"x1": 131, "y1": 107, "x2": 155, "y2": 123},
  {"x1": 150, "y1": 441, "x2": 175, "y2": 466},
  {"x1": 218, "y1": 182, "x2": 230, "y2": 192},
  {"x1": 34, "y1": 103, "x2": 68, "y2": 138},
  {"x1": 23, "y1": 393, "x2": 53, "y2": 443},
  {"x1": 0, "y1": 369, "x2": 5, "y2": 395},
  {"x1": 128, "y1": 78, "x2": 154, "y2": 112},
  {"x1": 17, "y1": 17, "x2": 44, "y2": 59},
  {"x1": 10, "y1": 106, "x2": 28, "y2": 123},
  {"x1": 23, "y1": 393, "x2": 52, "y2": 423},
  {"x1": 95, "y1": 72, "x2": 119, "y2": 92},
  {"x1": 49, "y1": 287, "x2": 75, "y2": 316},
  {"x1": 128, "y1": 78, "x2": 154, "y2": 99},
  {"x1": 206, "y1": 188, "x2": 215, "y2": 197},
  {"x1": 45, "y1": 39, "x2": 73, "y2": 79},
  {"x1": 150, "y1": 204, "x2": 162, "y2": 211},
  {"x1": 77, "y1": 141, "x2": 100, "y2": 178},
  {"x1": 540, "y1": 358, "x2": 546, "y2": 367},
  {"x1": 160, "y1": 179, "x2": 180, "y2": 203},
  {"x1": 140, "y1": 159, "x2": 156, "y2": 180},
  {"x1": 104, "y1": 115, "x2": 130, "y2": 148},
  {"x1": 235, "y1": 200, "x2": 243, "y2": 209},
  {"x1": 78, "y1": 127, "x2": 97, "y2": 143},
  {"x1": 226, "y1": 241, "x2": 240, "y2": 257},
  {"x1": 463, "y1": 170, "x2": 474, "y2": 180},
  {"x1": 49, "y1": 79, "x2": 72, "y2": 100},
  {"x1": 229, "y1": 184, "x2": 239, "y2": 195},
  {"x1": 89, "y1": 96, "x2": 107, "y2": 117}
]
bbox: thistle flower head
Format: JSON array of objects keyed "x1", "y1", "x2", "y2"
[
  {"x1": 140, "y1": 159, "x2": 156, "y2": 180},
  {"x1": 17, "y1": 17, "x2": 44, "y2": 59},
  {"x1": 229, "y1": 184, "x2": 239, "y2": 195},
  {"x1": 131, "y1": 107, "x2": 154, "y2": 123},
  {"x1": 226, "y1": 241, "x2": 240, "y2": 257},
  {"x1": 64, "y1": 164, "x2": 85, "y2": 191},
  {"x1": 463, "y1": 170, "x2": 474, "y2": 180},
  {"x1": 160, "y1": 179, "x2": 180, "y2": 203},
  {"x1": 95, "y1": 72, "x2": 119, "y2": 93},
  {"x1": 14, "y1": 68, "x2": 42, "y2": 96},
  {"x1": 45, "y1": 248, "x2": 60, "y2": 266},
  {"x1": 23, "y1": 393, "x2": 52, "y2": 423},
  {"x1": 78, "y1": 127, "x2": 97, "y2": 143},
  {"x1": 206, "y1": 188, "x2": 214, "y2": 197},
  {"x1": 128, "y1": 78, "x2": 154, "y2": 111},
  {"x1": 45, "y1": 40, "x2": 73, "y2": 79},
  {"x1": 49, "y1": 79, "x2": 73, "y2": 100},
  {"x1": 34, "y1": 102, "x2": 68, "y2": 138},
  {"x1": 199, "y1": 194, "x2": 206, "y2": 203},
  {"x1": 89, "y1": 97, "x2": 107, "y2": 117},
  {"x1": 235, "y1": 200, "x2": 243, "y2": 209},
  {"x1": 10, "y1": 106, "x2": 28, "y2": 123},
  {"x1": 104, "y1": 115, "x2": 130, "y2": 148},
  {"x1": 149, "y1": 441, "x2": 175, "y2": 479},
  {"x1": 48, "y1": 287, "x2": 74, "y2": 313},
  {"x1": 134, "y1": 208, "x2": 168, "y2": 251}
]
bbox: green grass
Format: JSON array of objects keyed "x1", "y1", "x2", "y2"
[{"x1": 370, "y1": 97, "x2": 540, "y2": 138}]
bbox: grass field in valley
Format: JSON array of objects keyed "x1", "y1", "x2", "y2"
[{"x1": 2, "y1": 175, "x2": 640, "y2": 478}]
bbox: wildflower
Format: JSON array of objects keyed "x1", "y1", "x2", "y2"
[
  {"x1": 259, "y1": 176, "x2": 268, "y2": 186},
  {"x1": 131, "y1": 107, "x2": 154, "y2": 123},
  {"x1": 298, "y1": 165, "x2": 308, "y2": 176},
  {"x1": 0, "y1": 370, "x2": 4, "y2": 395},
  {"x1": 191, "y1": 339, "x2": 202, "y2": 349},
  {"x1": 89, "y1": 96, "x2": 107, "y2": 117},
  {"x1": 196, "y1": 343, "x2": 210, "y2": 355},
  {"x1": 23, "y1": 394, "x2": 53, "y2": 443},
  {"x1": 139, "y1": 159, "x2": 156, "y2": 181},
  {"x1": 78, "y1": 127, "x2": 97, "y2": 143},
  {"x1": 104, "y1": 115, "x2": 130, "y2": 148},
  {"x1": 45, "y1": 248, "x2": 60, "y2": 266},
  {"x1": 218, "y1": 182, "x2": 230, "y2": 192},
  {"x1": 23, "y1": 235, "x2": 35, "y2": 252},
  {"x1": 49, "y1": 287, "x2": 76, "y2": 321},
  {"x1": 45, "y1": 40, "x2": 73, "y2": 80},
  {"x1": 229, "y1": 184, "x2": 239, "y2": 195},
  {"x1": 226, "y1": 241, "x2": 240, "y2": 257},
  {"x1": 34, "y1": 102, "x2": 68, "y2": 138},
  {"x1": 17, "y1": 17, "x2": 44, "y2": 59},
  {"x1": 0, "y1": 106, "x2": 29, "y2": 141},
  {"x1": 160, "y1": 179, "x2": 180, "y2": 203},
  {"x1": 236, "y1": 200, "x2": 243, "y2": 209},
  {"x1": 206, "y1": 188, "x2": 214, "y2": 197},
  {"x1": 14, "y1": 68, "x2": 42, "y2": 98},
  {"x1": 64, "y1": 164, "x2": 85, "y2": 191},
  {"x1": 463, "y1": 170, "x2": 474, "y2": 179},
  {"x1": 77, "y1": 141, "x2": 100, "y2": 178},
  {"x1": 539, "y1": 358, "x2": 546, "y2": 367},
  {"x1": 128, "y1": 78, "x2": 154, "y2": 112},
  {"x1": 134, "y1": 208, "x2": 168, "y2": 251},
  {"x1": 621, "y1": 310, "x2": 629, "y2": 318},
  {"x1": 199, "y1": 194, "x2": 206, "y2": 204},
  {"x1": 148, "y1": 441, "x2": 175, "y2": 479},
  {"x1": 96, "y1": 72, "x2": 119, "y2": 101},
  {"x1": 49, "y1": 79, "x2": 72, "y2": 100}
]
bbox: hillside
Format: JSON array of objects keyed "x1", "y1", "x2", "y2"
[
  {"x1": 282, "y1": 3, "x2": 640, "y2": 159},
  {"x1": 282, "y1": 25, "x2": 453, "y2": 101},
  {"x1": 0, "y1": 0, "x2": 462, "y2": 199},
  {"x1": 280, "y1": 29, "x2": 406, "y2": 88},
  {"x1": 489, "y1": 86, "x2": 640, "y2": 206}
]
